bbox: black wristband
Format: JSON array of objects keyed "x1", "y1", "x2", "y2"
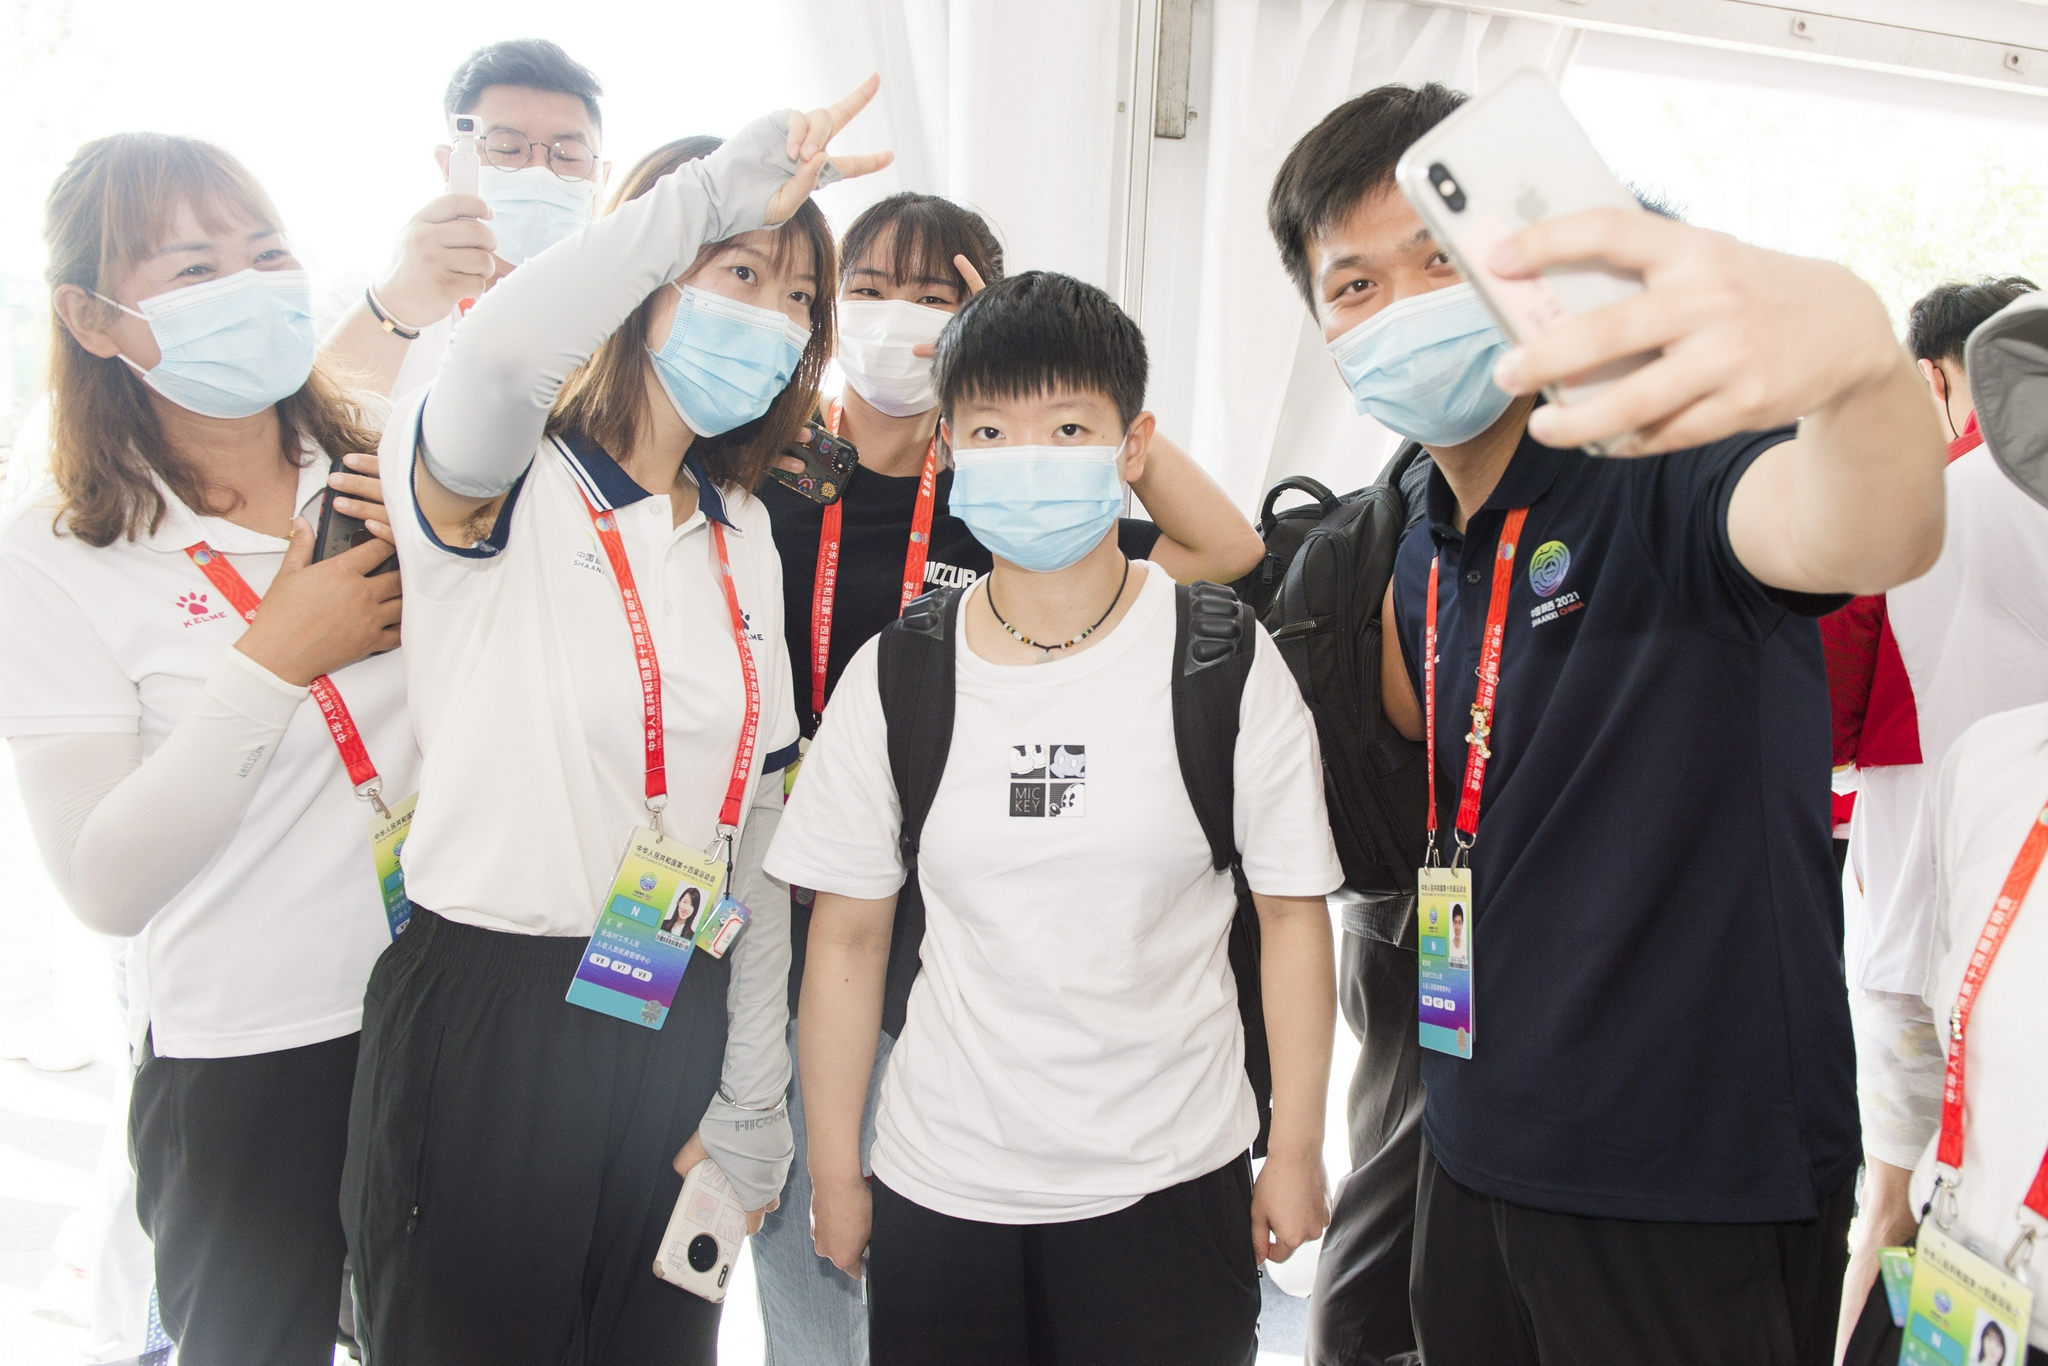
[{"x1": 364, "y1": 285, "x2": 424, "y2": 341}]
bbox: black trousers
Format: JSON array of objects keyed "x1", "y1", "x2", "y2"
[
  {"x1": 1412, "y1": 1142, "x2": 1855, "y2": 1365},
  {"x1": 1308, "y1": 932, "x2": 1424, "y2": 1366},
  {"x1": 340, "y1": 908, "x2": 730, "y2": 1366},
  {"x1": 131, "y1": 1029, "x2": 358, "y2": 1366},
  {"x1": 867, "y1": 1156, "x2": 1262, "y2": 1366}
]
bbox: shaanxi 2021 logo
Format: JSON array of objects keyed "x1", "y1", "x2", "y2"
[{"x1": 1528, "y1": 540, "x2": 1571, "y2": 597}]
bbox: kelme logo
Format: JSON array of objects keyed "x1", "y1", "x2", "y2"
[{"x1": 1529, "y1": 540, "x2": 1571, "y2": 597}]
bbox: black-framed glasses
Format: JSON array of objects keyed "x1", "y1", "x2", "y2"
[{"x1": 479, "y1": 128, "x2": 597, "y2": 181}]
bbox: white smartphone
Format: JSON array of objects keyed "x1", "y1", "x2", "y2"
[
  {"x1": 1394, "y1": 68, "x2": 1653, "y2": 452},
  {"x1": 653, "y1": 1158, "x2": 749, "y2": 1302},
  {"x1": 447, "y1": 114, "x2": 482, "y2": 198}
]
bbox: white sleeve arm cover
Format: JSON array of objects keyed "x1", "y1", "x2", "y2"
[
  {"x1": 696, "y1": 777, "x2": 795, "y2": 1212},
  {"x1": 417, "y1": 110, "x2": 837, "y2": 499},
  {"x1": 8, "y1": 649, "x2": 307, "y2": 936},
  {"x1": 1851, "y1": 986, "x2": 1943, "y2": 1171}
]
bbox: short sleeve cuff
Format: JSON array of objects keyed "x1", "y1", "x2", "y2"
[
  {"x1": 209, "y1": 647, "x2": 309, "y2": 729},
  {"x1": 762, "y1": 853, "x2": 905, "y2": 902}
]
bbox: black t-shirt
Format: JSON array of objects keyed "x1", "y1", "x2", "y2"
[
  {"x1": 1390, "y1": 428, "x2": 1858, "y2": 1224},
  {"x1": 761, "y1": 461, "x2": 1161, "y2": 1014},
  {"x1": 761, "y1": 463, "x2": 1162, "y2": 735}
]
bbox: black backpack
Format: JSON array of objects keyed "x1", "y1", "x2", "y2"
[
  {"x1": 1249, "y1": 444, "x2": 1432, "y2": 944},
  {"x1": 874, "y1": 579, "x2": 1278, "y2": 1154}
]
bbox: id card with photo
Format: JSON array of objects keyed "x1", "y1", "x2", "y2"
[
  {"x1": 1901, "y1": 1223, "x2": 2034, "y2": 1366},
  {"x1": 368, "y1": 793, "x2": 417, "y2": 940},
  {"x1": 1418, "y1": 866, "x2": 1475, "y2": 1059},
  {"x1": 567, "y1": 828, "x2": 725, "y2": 1029}
]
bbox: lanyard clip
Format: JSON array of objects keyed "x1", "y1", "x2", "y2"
[
  {"x1": 1451, "y1": 829, "x2": 1476, "y2": 870},
  {"x1": 1423, "y1": 832, "x2": 1441, "y2": 869},
  {"x1": 713, "y1": 823, "x2": 738, "y2": 871},
  {"x1": 355, "y1": 778, "x2": 391, "y2": 819},
  {"x1": 1931, "y1": 1165, "x2": 1962, "y2": 1231},
  {"x1": 2007, "y1": 1222, "x2": 2038, "y2": 1275},
  {"x1": 647, "y1": 795, "x2": 669, "y2": 842}
]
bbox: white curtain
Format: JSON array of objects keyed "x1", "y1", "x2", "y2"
[
  {"x1": 787, "y1": 0, "x2": 1579, "y2": 506},
  {"x1": 1180, "y1": 1, "x2": 1581, "y2": 508}
]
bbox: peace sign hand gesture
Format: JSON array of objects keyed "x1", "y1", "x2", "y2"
[{"x1": 764, "y1": 74, "x2": 894, "y2": 226}]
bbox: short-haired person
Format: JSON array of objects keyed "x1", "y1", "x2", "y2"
[
  {"x1": 1270, "y1": 83, "x2": 1947, "y2": 1362},
  {"x1": 322, "y1": 38, "x2": 608, "y2": 399},
  {"x1": 339, "y1": 84, "x2": 889, "y2": 1361},
  {"x1": 0, "y1": 134, "x2": 410, "y2": 1366},
  {"x1": 752, "y1": 191, "x2": 1263, "y2": 1365},
  {"x1": 771, "y1": 270, "x2": 1344, "y2": 1364}
]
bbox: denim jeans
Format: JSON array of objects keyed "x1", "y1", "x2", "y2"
[{"x1": 752, "y1": 1019, "x2": 893, "y2": 1366}]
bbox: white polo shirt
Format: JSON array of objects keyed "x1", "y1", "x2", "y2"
[
  {"x1": 1901, "y1": 703, "x2": 2048, "y2": 1355},
  {"x1": 382, "y1": 389, "x2": 801, "y2": 937},
  {"x1": 0, "y1": 458, "x2": 417, "y2": 1058}
]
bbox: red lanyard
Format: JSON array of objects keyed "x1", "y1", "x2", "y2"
[
  {"x1": 580, "y1": 493, "x2": 760, "y2": 845},
  {"x1": 810, "y1": 401, "x2": 939, "y2": 719},
  {"x1": 1932, "y1": 795, "x2": 2048, "y2": 1235},
  {"x1": 1423, "y1": 507, "x2": 1529, "y2": 859},
  {"x1": 182, "y1": 544, "x2": 389, "y2": 814}
]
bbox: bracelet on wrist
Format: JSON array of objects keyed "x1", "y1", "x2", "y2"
[{"x1": 364, "y1": 284, "x2": 425, "y2": 341}]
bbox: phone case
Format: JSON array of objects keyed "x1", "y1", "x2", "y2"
[
  {"x1": 1394, "y1": 68, "x2": 1652, "y2": 451},
  {"x1": 312, "y1": 455, "x2": 397, "y2": 574},
  {"x1": 447, "y1": 140, "x2": 479, "y2": 198},
  {"x1": 653, "y1": 1159, "x2": 748, "y2": 1302},
  {"x1": 769, "y1": 422, "x2": 858, "y2": 505}
]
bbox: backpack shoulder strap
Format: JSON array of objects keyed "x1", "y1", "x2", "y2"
[
  {"x1": 874, "y1": 583, "x2": 964, "y2": 1036},
  {"x1": 1171, "y1": 581, "x2": 1256, "y2": 870}
]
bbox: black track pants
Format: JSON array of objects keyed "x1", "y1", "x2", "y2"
[
  {"x1": 1411, "y1": 1141, "x2": 1855, "y2": 1365},
  {"x1": 131, "y1": 1029, "x2": 358, "y2": 1366},
  {"x1": 867, "y1": 1156, "x2": 1261, "y2": 1366},
  {"x1": 341, "y1": 908, "x2": 730, "y2": 1366}
]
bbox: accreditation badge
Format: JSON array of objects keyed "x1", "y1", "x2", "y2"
[
  {"x1": 1899, "y1": 1223, "x2": 2034, "y2": 1366},
  {"x1": 368, "y1": 793, "x2": 418, "y2": 940},
  {"x1": 1418, "y1": 866, "x2": 1475, "y2": 1059},
  {"x1": 566, "y1": 828, "x2": 725, "y2": 1029}
]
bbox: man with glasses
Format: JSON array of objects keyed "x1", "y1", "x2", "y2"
[{"x1": 323, "y1": 38, "x2": 608, "y2": 398}]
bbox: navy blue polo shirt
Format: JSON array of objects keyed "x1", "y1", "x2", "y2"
[{"x1": 1391, "y1": 427, "x2": 1859, "y2": 1223}]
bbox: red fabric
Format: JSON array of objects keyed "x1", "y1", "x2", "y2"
[
  {"x1": 1832, "y1": 790, "x2": 1856, "y2": 830},
  {"x1": 1948, "y1": 410, "x2": 1982, "y2": 463},
  {"x1": 1820, "y1": 413, "x2": 1981, "y2": 774}
]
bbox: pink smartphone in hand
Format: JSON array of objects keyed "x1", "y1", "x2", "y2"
[{"x1": 1394, "y1": 68, "x2": 1654, "y2": 453}]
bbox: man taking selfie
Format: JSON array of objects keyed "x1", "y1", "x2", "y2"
[{"x1": 1269, "y1": 82, "x2": 1945, "y2": 1364}]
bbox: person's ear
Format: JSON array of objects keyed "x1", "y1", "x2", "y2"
[
  {"x1": 434, "y1": 144, "x2": 452, "y2": 182},
  {"x1": 1917, "y1": 356, "x2": 1946, "y2": 404},
  {"x1": 1120, "y1": 411, "x2": 1157, "y2": 483},
  {"x1": 52, "y1": 284, "x2": 125, "y2": 360}
]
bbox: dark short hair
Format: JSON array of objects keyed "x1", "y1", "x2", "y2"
[
  {"x1": 444, "y1": 39, "x2": 604, "y2": 133},
  {"x1": 934, "y1": 271, "x2": 1147, "y2": 429},
  {"x1": 841, "y1": 193, "x2": 1005, "y2": 296},
  {"x1": 1907, "y1": 276, "x2": 2039, "y2": 366},
  {"x1": 1268, "y1": 82, "x2": 1467, "y2": 311}
]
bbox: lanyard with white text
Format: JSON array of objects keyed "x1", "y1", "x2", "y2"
[
  {"x1": 809, "y1": 400, "x2": 939, "y2": 720},
  {"x1": 1423, "y1": 507, "x2": 1528, "y2": 863},
  {"x1": 580, "y1": 493, "x2": 761, "y2": 856},
  {"x1": 1926, "y1": 795, "x2": 2048, "y2": 1268},
  {"x1": 182, "y1": 543, "x2": 389, "y2": 812}
]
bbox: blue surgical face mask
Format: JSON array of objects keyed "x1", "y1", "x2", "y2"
[
  {"x1": 476, "y1": 164, "x2": 598, "y2": 264},
  {"x1": 1326, "y1": 282, "x2": 1513, "y2": 447},
  {"x1": 649, "y1": 285, "x2": 812, "y2": 438},
  {"x1": 950, "y1": 441, "x2": 1126, "y2": 573},
  {"x1": 98, "y1": 268, "x2": 316, "y2": 419}
]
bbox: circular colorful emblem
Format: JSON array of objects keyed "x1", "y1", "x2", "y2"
[{"x1": 1528, "y1": 540, "x2": 1571, "y2": 597}]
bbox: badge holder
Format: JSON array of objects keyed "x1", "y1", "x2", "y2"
[
  {"x1": 564, "y1": 500, "x2": 759, "y2": 1030},
  {"x1": 1416, "y1": 509, "x2": 1527, "y2": 1062},
  {"x1": 361, "y1": 779, "x2": 417, "y2": 940}
]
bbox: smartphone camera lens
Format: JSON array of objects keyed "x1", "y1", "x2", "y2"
[
  {"x1": 1428, "y1": 162, "x2": 1467, "y2": 213},
  {"x1": 687, "y1": 1233, "x2": 720, "y2": 1273}
]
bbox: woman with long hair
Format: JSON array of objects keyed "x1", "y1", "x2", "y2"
[
  {"x1": 339, "y1": 83, "x2": 888, "y2": 1362},
  {"x1": 0, "y1": 133, "x2": 410, "y2": 1365}
]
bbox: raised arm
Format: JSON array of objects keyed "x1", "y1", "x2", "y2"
[
  {"x1": 413, "y1": 78, "x2": 891, "y2": 534},
  {"x1": 1131, "y1": 427, "x2": 1266, "y2": 584},
  {"x1": 1488, "y1": 210, "x2": 1945, "y2": 596}
]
